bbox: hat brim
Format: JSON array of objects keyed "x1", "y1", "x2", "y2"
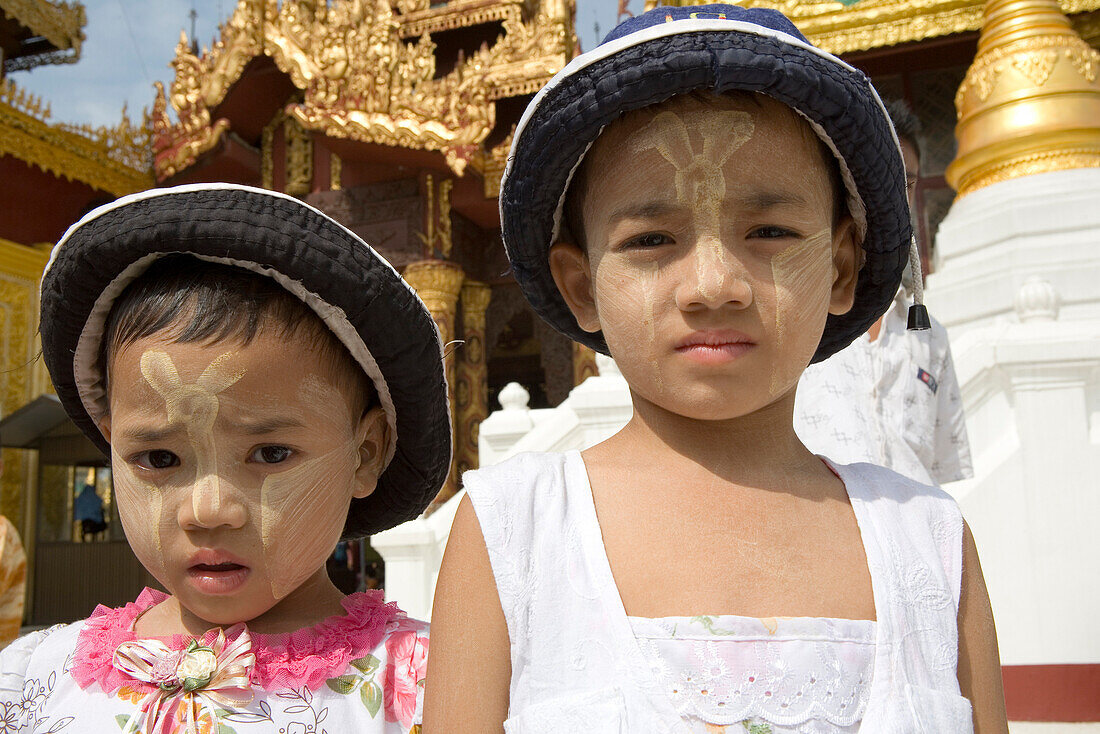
[
  {"x1": 40, "y1": 184, "x2": 451, "y2": 538},
  {"x1": 500, "y1": 17, "x2": 910, "y2": 362}
]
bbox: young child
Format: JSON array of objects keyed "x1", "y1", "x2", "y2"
[
  {"x1": 0, "y1": 184, "x2": 451, "y2": 733},
  {"x1": 426, "y1": 6, "x2": 1008, "y2": 733}
]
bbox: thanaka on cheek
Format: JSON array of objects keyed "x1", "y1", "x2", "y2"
[
  {"x1": 110, "y1": 447, "x2": 168, "y2": 579},
  {"x1": 261, "y1": 375, "x2": 363, "y2": 600},
  {"x1": 593, "y1": 259, "x2": 666, "y2": 394},
  {"x1": 260, "y1": 445, "x2": 358, "y2": 599},
  {"x1": 769, "y1": 228, "x2": 833, "y2": 395}
]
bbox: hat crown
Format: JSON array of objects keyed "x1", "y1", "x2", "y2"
[{"x1": 602, "y1": 3, "x2": 809, "y2": 46}]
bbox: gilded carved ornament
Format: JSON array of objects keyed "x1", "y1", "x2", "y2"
[
  {"x1": 0, "y1": 0, "x2": 86, "y2": 70},
  {"x1": 471, "y1": 126, "x2": 513, "y2": 198},
  {"x1": 149, "y1": 3, "x2": 261, "y2": 182},
  {"x1": 418, "y1": 175, "x2": 455, "y2": 258},
  {"x1": 456, "y1": 280, "x2": 492, "y2": 475},
  {"x1": 330, "y1": 153, "x2": 342, "y2": 191},
  {"x1": 0, "y1": 239, "x2": 50, "y2": 527},
  {"x1": 0, "y1": 79, "x2": 151, "y2": 196},
  {"x1": 641, "y1": 0, "x2": 1100, "y2": 54},
  {"x1": 152, "y1": 0, "x2": 574, "y2": 181},
  {"x1": 398, "y1": 0, "x2": 523, "y2": 38},
  {"x1": 260, "y1": 109, "x2": 287, "y2": 190},
  {"x1": 284, "y1": 115, "x2": 314, "y2": 195},
  {"x1": 948, "y1": 0, "x2": 1100, "y2": 197}
]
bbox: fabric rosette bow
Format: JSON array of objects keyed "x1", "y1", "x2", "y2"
[{"x1": 113, "y1": 627, "x2": 255, "y2": 734}]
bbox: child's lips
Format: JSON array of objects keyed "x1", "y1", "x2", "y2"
[
  {"x1": 675, "y1": 330, "x2": 756, "y2": 363},
  {"x1": 186, "y1": 551, "x2": 251, "y2": 594}
]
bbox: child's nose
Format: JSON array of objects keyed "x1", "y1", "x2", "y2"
[
  {"x1": 178, "y1": 473, "x2": 248, "y2": 530},
  {"x1": 677, "y1": 237, "x2": 753, "y2": 311}
]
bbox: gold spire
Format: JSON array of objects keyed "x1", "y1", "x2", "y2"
[{"x1": 948, "y1": 0, "x2": 1100, "y2": 197}]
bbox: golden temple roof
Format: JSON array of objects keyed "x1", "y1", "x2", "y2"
[
  {"x1": 642, "y1": 0, "x2": 1100, "y2": 54},
  {"x1": 948, "y1": 0, "x2": 1100, "y2": 196},
  {"x1": 0, "y1": 78, "x2": 153, "y2": 196},
  {"x1": 0, "y1": 0, "x2": 86, "y2": 73},
  {"x1": 152, "y1": 0, "x2": 575, "y2": 182}
]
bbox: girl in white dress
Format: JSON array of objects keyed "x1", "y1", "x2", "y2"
[
  {"x1": 425, "y1": 5, "x2": 1009, "y2": 733},
  {"x1": 1, "y1": 184, "x2": 451, "y2": 734}
]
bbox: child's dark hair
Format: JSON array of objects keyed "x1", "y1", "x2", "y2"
[
  {"x1": 883, "y1": 97, "x2": 923, "y2": 162},
  {"x1": 561, "y1": 90, "x2": 848, "y2": 249},
  {"x1": 100, "y1": 255, "x2": 373, "y2": 415}
]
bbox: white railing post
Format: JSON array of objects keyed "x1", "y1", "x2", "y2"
[{"x1": 478, "y1": 382, "x2": 533, "y2": 465}]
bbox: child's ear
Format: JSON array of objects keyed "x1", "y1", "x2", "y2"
[
  {"x1": 548, "y1": 242, "x2": 600, "y2": 333},
  {"x1": 828, "y1": 217, "x2": 860, "y2": 316},
  {"x1": 351, "y1": 406, "x2": 390, "y2": 499}
]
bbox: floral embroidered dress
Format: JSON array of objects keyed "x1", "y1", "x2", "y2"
[{"x1": 0, "y1": 588, "x2": 428, "y2": 734}]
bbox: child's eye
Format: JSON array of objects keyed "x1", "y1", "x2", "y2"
[
  {"x1": 749, "y1": 225, "x2": 798, "y2": 239},
  {"x1": 250, "y1": 446, "x2": 293, "y2": 465},
  {"x1": 136, "y1": 450, "x2": 180, "y2": 470},
  {"x1": 623, "y1": 232, "x2": 674, "y2": 249}
]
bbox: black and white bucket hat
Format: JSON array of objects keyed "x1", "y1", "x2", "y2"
[
  {"x1": 500, "y1": 3, "x2": 914, "y2": 362},
  {"x1": 40, "y1": 183, "x2": 451, "y2": 538}
]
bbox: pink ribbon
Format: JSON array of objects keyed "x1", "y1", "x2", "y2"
[{"x1": 112, "y1": 627, "x2": 255, "y2": 734}]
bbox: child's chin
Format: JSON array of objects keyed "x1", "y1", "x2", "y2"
[
  {"x1": 181, "y1": 594, "x2": 273, "y2": 627},
  {"x1": 642, "y1": 388, "x2": 768, "y2": 422}
]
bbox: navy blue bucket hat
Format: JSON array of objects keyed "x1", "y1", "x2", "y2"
[
  {"x1": 40, "y1": 183, "x2": 451, "y2": 538},
  {"x1": 499, "y1": 3, "x2": 912, "y2": 362}
]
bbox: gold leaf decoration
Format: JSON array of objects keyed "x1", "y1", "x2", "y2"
[
  {"x1": 641, "y1": 0, "x2": 1100, "y2": 55},
  {"x1": 152, "y1": 0, "x2": 575, "y2": 181}
]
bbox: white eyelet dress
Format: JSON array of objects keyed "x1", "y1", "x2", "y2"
[
  {"x1": 631, "y1": 614, "x2": 875, "y2": 733},
  {"x1": 463, "y1": 451, "x2": 974, "y2": 734}
]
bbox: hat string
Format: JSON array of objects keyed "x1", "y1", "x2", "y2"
[{"x1": 906, "y1": 234, "x2": 931, "y2": 331}]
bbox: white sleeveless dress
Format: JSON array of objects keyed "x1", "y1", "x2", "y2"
[{"x1": 463, "y1": 451, "x2": 974, "y2": 733}]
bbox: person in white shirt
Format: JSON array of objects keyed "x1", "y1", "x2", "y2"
[{"x1": 795, "y1": 98, "x2": 973, "y2": 486}]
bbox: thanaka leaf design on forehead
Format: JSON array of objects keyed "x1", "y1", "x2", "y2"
[
  {"x1": 631, "y1": 110, "x2": 754, "y2": 224},
  {"x1": 140, "y1": 350, "x2": 245, "y2": 526},
  {"x1": 631, "y1": 110, "x2": 755, "y2": 300}
]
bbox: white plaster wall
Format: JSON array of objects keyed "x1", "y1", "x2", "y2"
[{"x1": 928, "y1": 168, "x2": 1100, "y2": 667}]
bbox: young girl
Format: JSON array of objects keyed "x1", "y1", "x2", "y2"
[
  {"x1": 1, "y1": 184, "x2": 451, "y2": 733},
  {"x1": 426, "y1": 6, "x2": 1008, "y2": 733}
]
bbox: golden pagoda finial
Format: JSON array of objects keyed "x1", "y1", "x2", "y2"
[{"x1": 948, "y1": 0, "x2": 1100, "y2": 197}]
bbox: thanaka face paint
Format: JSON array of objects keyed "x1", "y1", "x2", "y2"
[
  {"x1": 103, "y1": 328, "x2": 382, "y2": 629},
  {"x1": 569, "y1": 92, "x2": 852, "y2": 421},
  {"x1": 632, "y1": 109, "x2": 755, "y2": 302},
  {"x1": 769, "y1": 228, "x2": 834, "y2": 396},
  {"x1": 140, "y1": 350, "x2": 245, "y2": 526},
  {"x1": 261, "y1": 376, "x2": 362, "y2": 600}
]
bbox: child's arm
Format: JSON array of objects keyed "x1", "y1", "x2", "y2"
[
  {"x1": 422, "y1": 495, "x2": 511, "y2": 733},
  {"x1": 957, "y1": 521, "x2": 1009, "y2": 734}
]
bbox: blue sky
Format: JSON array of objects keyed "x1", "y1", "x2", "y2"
[{"x1": 13, "y1": 0, "x2": 644, "y2": 128}]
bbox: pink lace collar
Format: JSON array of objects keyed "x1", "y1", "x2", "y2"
[{"x1": 71, "y1": 587, "x2": 403, "y2": 694}]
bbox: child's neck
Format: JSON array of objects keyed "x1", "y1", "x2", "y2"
[
  {"x1": 135, "y1": 568, "x2": 349, "y2": 639},
  {"x1": 613, "y1": 388, "x2": 821, "y2": 487}
]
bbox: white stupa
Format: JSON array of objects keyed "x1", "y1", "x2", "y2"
[{"x1": 925, "y1": 0, "x2": 1100, "y2": 724}]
